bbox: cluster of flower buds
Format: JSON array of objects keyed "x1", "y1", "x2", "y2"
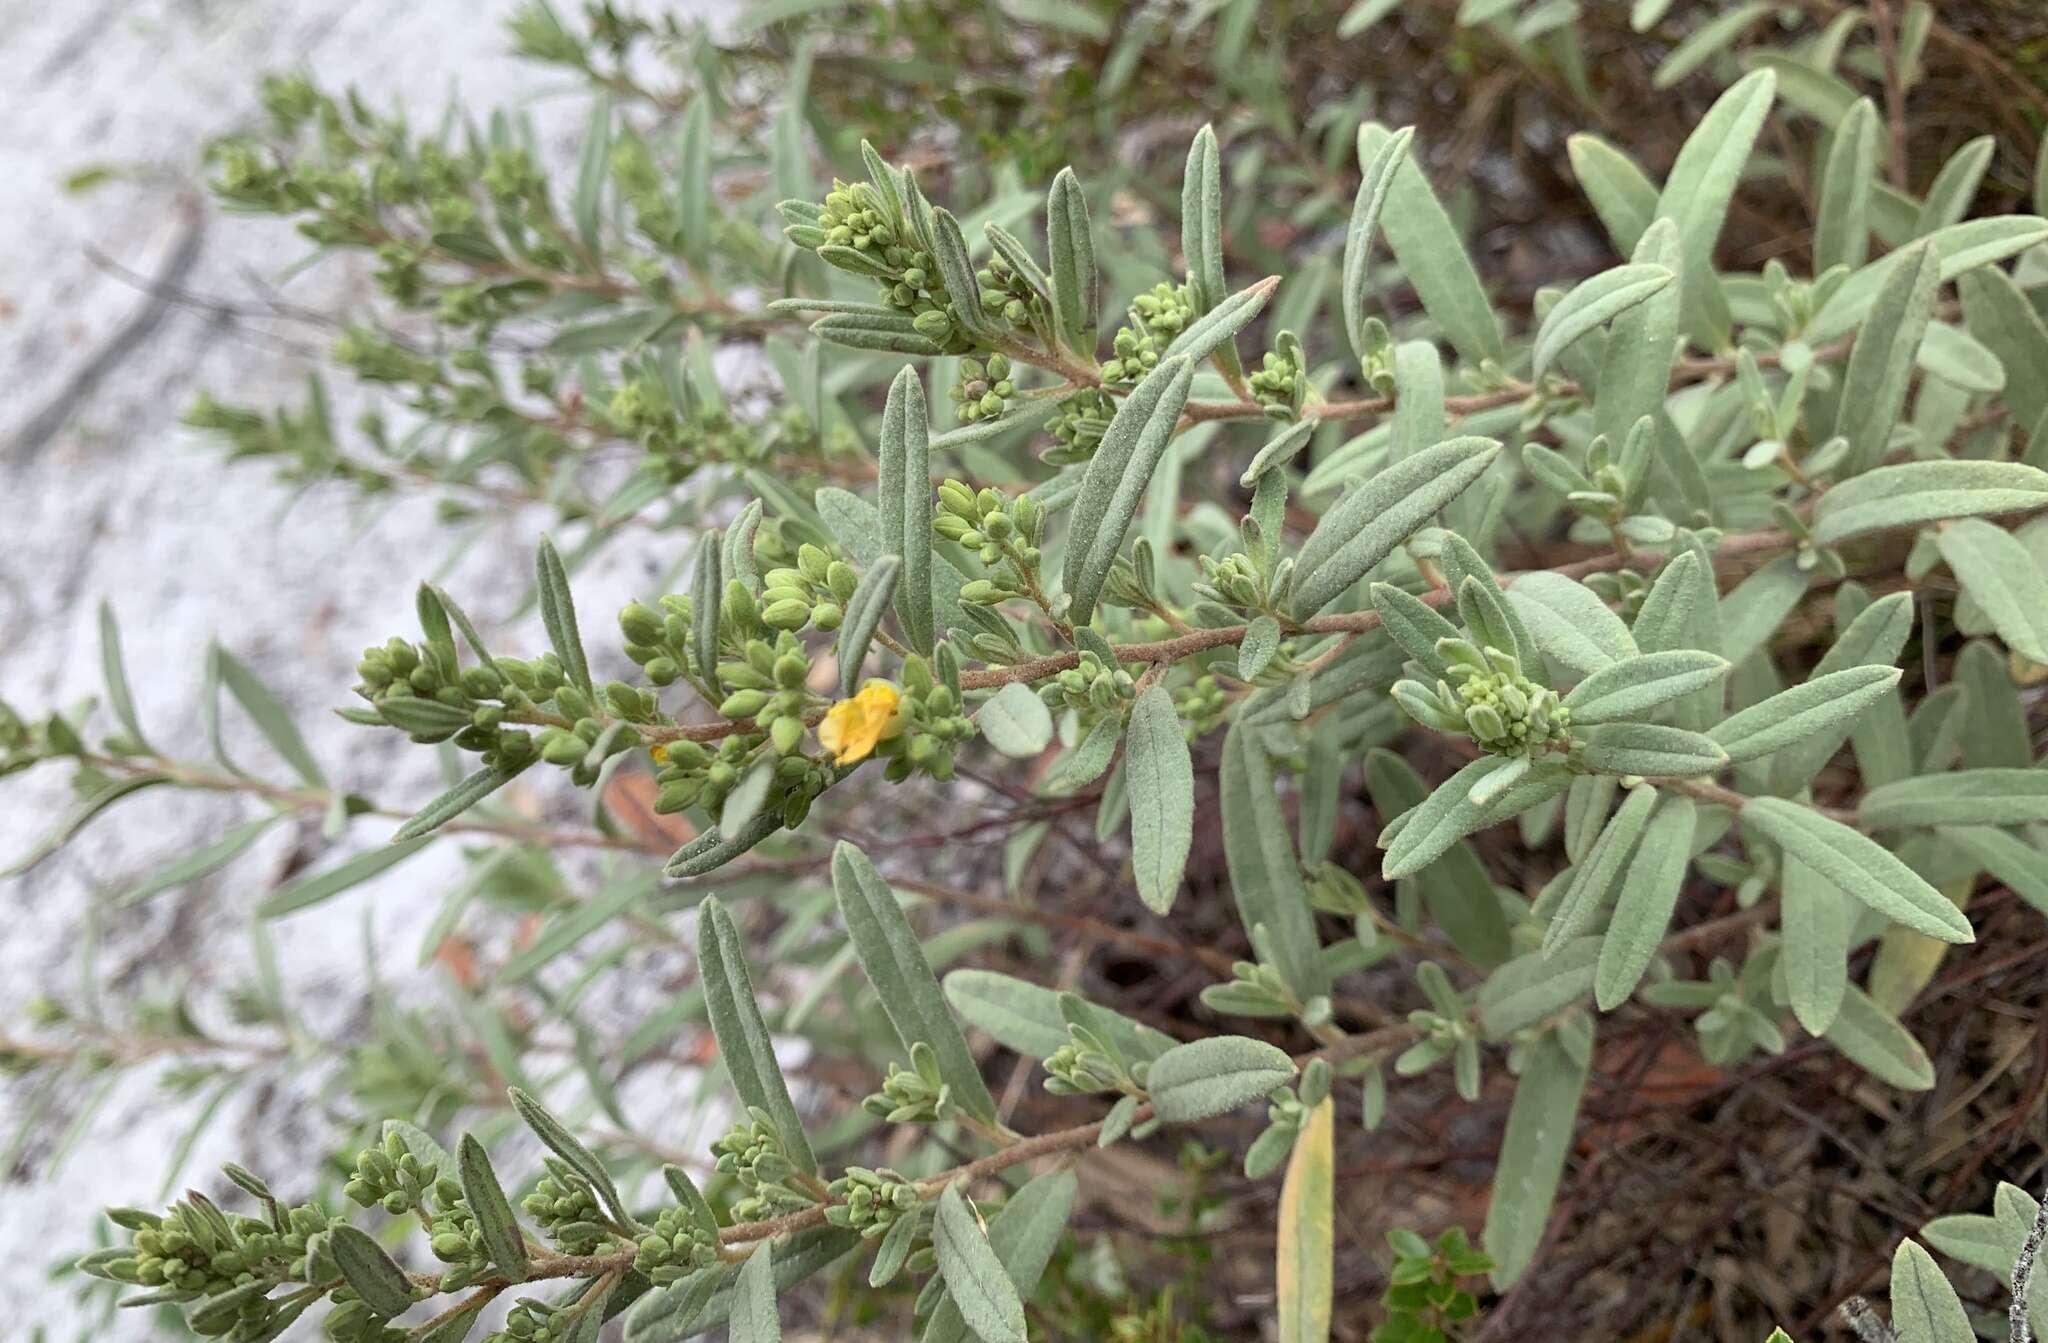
[
  {"x1": 1044, "y1": 388, "x2": 1115, "y2": 463},
  {"x1": 715, "y1": 628, "x2": 823, "y2": 744},
  {"x1": 342, "y1": 1130, "x2": 439, "y2": 1215},
  {"x1": 1243, "y1": 1057, "x2": 1331, "y2": 1179},
  {"x1": 602, "y1": 376, "x2": 760, "y2": 483},
  {"x1": 1193, "y1": 551, "x2": 1275, "y2": 614},
  {"x1": 499, "y1": 1297, "x2": 575, "y2": 1343},
  {"x1": 862, "y1": 1041, "x2": 954, "y2": 1124},
  {"x1": 618, "y1": 596, "x2": 696, "y2": 688},
  {"x1": 976, "y1": 253, "x2": 1037, "y2": 328},
  {"x1": 84, "y1": 1182, "x2": 372, "y2": 1342},
  {"x1": 521, "y1": 1160, "x2": 612, "y2": 1255},
  {"x1": 823, "y1": 1167, "x2": 922, "y2": 1238},
  {"x1": 1392, "y1": 642, "x2": 1572, "y2": 760},
  {"x1": 781, "y1": 170, "x2": 977, "y2": 355},
  {"x1": 1248, "y1": 339, "x2": 1307, "y2": 419},
  {"x1": 1394, "y1": 962, "x2": 1483, "y2": 1102},
  {"x1": 1038, "y1": 648, "x2": 1136, "y2": 723},
  {"x1": 1043, "y1": 1023, "x2": 1145, "y2": 1098},
  {"x1": 711, "y1": 1110, "x2": 817, "y2": 1222},
  {"x1": 1172, "y1": 674, "x2": 1228, "y2": 741},
  {"x1": 353, "y1": 637, "x2": 546, "y2": 773},
  {"x1": 633, "y1": 1205, "x2": 721, "y2": 1285},
  {"x1": 758, "y1": 544, "x2": 859, "y2": 634},
  {"x1": 1099, "y1": 283, "x2": 1194, "y2": 385},
  {"x1": 948, "y1": 354, "x2": 1017, "y2": 423},
  {"x1": 936, "y1": 478, "x2": 1047, "y2": 579}
]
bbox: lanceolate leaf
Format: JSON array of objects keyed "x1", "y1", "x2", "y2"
[
  {"x1": 1561, "y1": 649, "x2": 1729, "y2": 725},
  {"x1": 1654, "y1": 68, "x2": 1776, "y2": 345},
  {"x1": 1861, "y1": 770, "x2": 2048, "y2": 829},
  {"x1": 457, "y1": 1133, "x2": 528, "y2": 1283},
  {"x1": 1544, "y1": 784, "x2": 1656, "y2": 954},
  {"x1": 1595, "y1": 795, "x2": 1697, "y2": 1009},
  {"x1": 697, "y1": 898, "x2": 818, "y2": 1176},
  {"x1": 979, "y1": 682, "x2": 1053, "y2": 758},
  {"x1": 1125, "y1": 686, "x2": 1194, "y2": 915},
  {"x1": 729, "y1": 1240, "x2": 782, "y2": 1343},
  {"x1": 1181, "y1": 125, "x2": 1228, "y2": 317},
  {"x1": 1781, "y1": 856, "x2": 1850, "y2": 1035},
  {"x1": 1147, "y1": 1036, "x2": 1296, "y2": 1123},
  {"x1": 922, "y1": 1172, "x2": 1078, "y2": 1343},
  {"x1": 1768, "y1": 592, "x2": 1914, "y2": 794},
  {"x1": 536, "y1": 537, "x2": 593, "y2": 698},
  {"x1": 1594, "y1": 218, "x2": 1682, "y2": 448},
  {"x1": 1342, "y1": 125, "x2": 1416, "y2": 366},
  {"x1": 1486, "y1": 1033, "x2": 1590, "y2": 1288},
  {"x1": 1363, "y1": 749, "x2": 1512, "y2": 968},
  {"x1": 1891, "y1": 1239, "x2": 1975, "y2": 1343},
  {"x1": 1356, "y1": 123, "x2": 1504, "y2": 366},
  {"x1": 327, "y1": 1225, "x2": 415, "y2": 1319},
  {"x1": 1740, "y1": 797, "x2": 1972, "y2": 943},
  {"x1": 1382, "y1": 756, "x2": 1572, "y2": 879},
  {"x1": 1834, "y1": 238, "x2": 1940, "y2": 476},
  {"x1": 1064, "y1": 356, "x2": 1197, "y2": 625},
  {"x1": 1579, "y1": 723, "x2": 1727, "y2": 778},
  {"x1": 1811, "y1": 459, "x2": 2048, "y2": 546},
  {"x1": 1507, "y1": 571, "x2": 1637, "y2": 675},
  {"x1": 1567, "y1": 133, "x2": 1659, "y2": 254},
  {"x1": 1289, "y1": 436, "x2": 1502, "y2": 617},
  {"x1": 1809, "y1": 215, "x2": 2048, "y2": 343},
  {"x1": 1936, "y1": 518, "x2": 2048, "y2": 663},
  {"x1": 259, "y1": 837, "x2": 434, "y2": 919},
  {"x1": 1276, "y1": 1098, "x2": 1335, "y2": 1343},
  {"x1": 838, "y1": 554, "x2": 902, "y2": 699},
  {"x1": 831, "y1": 842, "x2": 998, "y2": 1122},
  {"x1": 1814, "y1": 97, "x2": 1879, "y2": 274},
  {"x1": 1219, "y1": 722, "x2": 1332, "y2": 1001},
  {"x1": 878, "y1": 368, "x2": 936, "y2": 653},
  {"x1": 1531, "y1": 263, "x2": 1673, "y2": 380},
  {"x1": 394, "y1": 762, "x2": 532, "y2": 841},
  {"x1": 1046, "y1": 168, "x2": 1098, "y2": 356},
  {"x1": 1708, "y1": 664, "x2": 1904, "y2": 764},
  {"x1": 933, "y1": 1185, "x2": 1027, "y2": 1343}
]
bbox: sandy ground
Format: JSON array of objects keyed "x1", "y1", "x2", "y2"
[{"x1": 0, "y1": 2, "x2": 719, "y2": 1332}]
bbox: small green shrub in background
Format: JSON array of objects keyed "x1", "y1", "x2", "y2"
[{"x1": 10, "y1": 1, "x2": 2048, "y2": 1339}]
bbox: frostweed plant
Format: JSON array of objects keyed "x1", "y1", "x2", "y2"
[{"x1": 12, "y1": 1, "x2": 2048, "y2": 1340}]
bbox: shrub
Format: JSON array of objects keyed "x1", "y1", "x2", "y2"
[{"x1": 11, "y1": 2, "x2": 2048, "y2": 1340}]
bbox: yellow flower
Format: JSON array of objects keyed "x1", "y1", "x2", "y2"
[
  {"x1": 650, "y1": 743, "x2": 669, "y2": 765},
  {"x1": 818, "y1": 681, "x2": 905, "y2": 764}
]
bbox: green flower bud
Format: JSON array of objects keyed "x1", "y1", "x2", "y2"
[{"x1": 761, "y1": 598, "x2": 813, "y2": 630}]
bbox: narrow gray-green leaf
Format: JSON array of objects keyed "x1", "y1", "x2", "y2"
[
  {"x1": 1382, "y1": 756, "x2": 1572, "y2": 879},
  {"x1": 931, "y1": 207, "x2": 995, "y2": 343},
  {"x1": 832, "y1": 842, "x2": 997, "y2": 1121},
  {"x1": 506, "y1": 1087, "x2": 634, "y2": 1231},
  {"x1": 1181, "y1": 125, "x2": 1227, "y2": 315},
  {"x1": 1709, "y1": 664, "x2": 1904, "y2": 764},
  {"x1": 259, "y1": 837, "x2": 433, "y2": 919},
  {"x1": 1809, "y1": 215, "x2": 2048, "y2": 343},
  {"x1": 1065, "y1": 357, "x2": 1198, "y2": 625},
  {"x1": 1781, "y1": 856, "x2": 1849, "y2": 1035},
  {"x1": 1507, "y1": 571, "x2": 1638, "y2": 675},
  {"x1": 1595, "y1": 796, "x2": 1697, "y2": 1009},
  {"x1": 878, "y1": 368, "x2": 935, "y2": 653},
  {"x1": 1290, "y1": 436, "x2": 1502, "y2": 617},
  {"x1": 933, "y1": 1185, "x2": 1027, "y2": 1343},
  {"x1": 1812, "y1": 459, "x2": 2048, "y2": 545},
  {"x1": 1769, "y1": 591, "x2": 1914, "y2": 794},
  {"x1": 730, "y1": 1239, "x2": 781, "y2": 1343},
  {"x1": 97, "y1": 601, "x2": 149, "y2": 749},
  {"x1": 1562, "y1": 650, "x2": 1729, "y2": 725},
  {"x1": 1654, "y1": 68, "x2": 1775, "y2": 345},
  {"x1": 1937, "y1": 518, "x2": 2048, "y2": 663},
  {"x1": 1822, "y1": 987, "x2": 1933, "y2": 1089},
  {"x1": 327, "y1": 1225, "x2": 414, "y2": 1319},
  {"x1": 1363, "y1": 750, "x2": 1512, "y2": 968},
  {"x1": 1741, "y1": 796, "x2": 1972, "y2": 942},
  {"x1": 1125, "y1": 686, "x2": 1194, "y2": 915},
  {"x1": 1594, "y1": 219, "x2": 1682, "y2": 448},
  {"x1": 1834, "y1": 238, "x2": 1940, "y2": 475},
  {"x1": 1342, "y1": 125, "x2": 1415, "y2": 365},
  {"x1": 1581, "y1": 723, "x2": 1727, "y2": 778},
  {"x1": 979, "y1": 682, "x2": 1053, "y2": 758},
  {"x1": 1567, "y1": 133, "x2": 1658, "y2": 255},
  {"x1": 395, "y1": 763, "x2": 530, "y2": 841},
  {"x1": 1219, "y1": 722, "x2": 1331, "y2": 1000},
  {"x1": 457, "y1": 1133, "x2": 528, "y2": 1283},
  {"x1": 1651, "y1": 1, "x2": 1769, "y2": 89},
  {"x1": 1544, "y1": 785, "x2": 1656, "y2": 954},
  {"x1": 536, "y1": 537, "x2": 592, "y2": 697},
  {"x1": 696, "y1": 898, "x2": 817, "y2": 1175},
  {"x1": 1158, "y1": 278, "x2": 1279, "y2": 368},
  {"x1": 1485, "y1": 1033, "x2": 1590, "y2": 1288},
  {"x1": 1356, "y1": 123, "x2": 1504, "y2": 366},
  {"x1": 1532, "y1": 264, "x2": 1673, "y2": 380},
  {"x1": 1147, "y1": 1036, "x2": 1297, "y2": 1124},
  {"x1": 1891, "y1": 1239, "x2": 1974, "y2": 1343},
  {"x1": 1862, "y1": 770, "x2": 2048, "y2": 829},
  {"x1": 922, "y1": 1171, "x2": 1078, "y2": 1343},
  {"x1": 1046, "y1": 167, "x2": 1098, "y2": 355},
  {"x1": 213, "y1": 647, "x2": 325, "y2": 787},
  {"x1": 1959, "y1": 264, "x2": 2048, "y2": 437},
  {"x1": 1814, "y1": 98, "x2": 1879, "y2": 274},
  {"x1": 837, "y1": 554, "x2": 901, "y2": 700}
]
